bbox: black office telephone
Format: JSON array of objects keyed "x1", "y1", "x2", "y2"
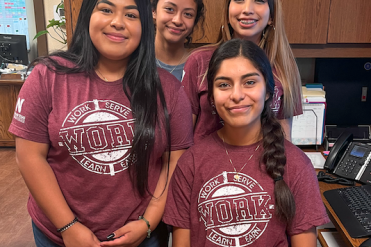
[{"x1": 324, "y1": 131, "x2": 371, "y2": 184}]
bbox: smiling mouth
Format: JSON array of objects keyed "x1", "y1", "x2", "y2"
[
  {"x1": 227, "y1": 105, "x2": 251, "y2": 113},
  {"x1": 239, "y1": 20, "x2": 257, "y2": 25},
  {"x1": 105, "y1": 34, "x2": 127, "y2": 42}
]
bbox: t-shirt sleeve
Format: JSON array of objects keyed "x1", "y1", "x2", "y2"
[
  {"x1": 169, "y1": 84, "x2": 194, "y2": 151},
  {"x1": 287, "y1": 160, "x2": 330, "y2": 235},
  {"x1": 182, "y1": 53, "x2": 201, "y2": 115},
  {"x1": 8, "y1": 65, "x2": 52, "y2": 144},
  {"x1": 163, "y1": 150, "x2": 194, "y2": 229}
]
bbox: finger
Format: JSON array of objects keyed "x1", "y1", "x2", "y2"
[
  {"x1": 108, "y1": 225, "x2": 130, "y2": 239},
  {"x1": 100, "y1": 234, "x2": 130, "y2": 247}
]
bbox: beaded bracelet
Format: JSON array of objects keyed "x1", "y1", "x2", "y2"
[
  {"x1": 57, "y1": 217, "x2": 79, "y2": 233},
  {"x1": 138, "y1": 215, "x2": 151, "y2": 238}
]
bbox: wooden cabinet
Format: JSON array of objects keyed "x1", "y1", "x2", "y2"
[
  {"x1": 283, "y1": 0, "x2": 371, "y2": 44},
  {"x1": 0, "y1": 80, "x2": 23, "y2": 147},
  {"x1": 328, "y1": 0, "x2": 371, "y2": 43},
  {"x1": 281, "y1": 0, "x2": 331, "y2": 44}
]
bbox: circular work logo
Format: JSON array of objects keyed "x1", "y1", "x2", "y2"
[
  {"x1": 198, "y1": 171, "x2": 274, "y2": 246},
  {"x1": 59, "y1": 99, "x2": 134, "y2": 176}
]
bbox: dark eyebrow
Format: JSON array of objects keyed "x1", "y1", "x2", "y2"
[
  {"x1": 241, "y1": 72, "x2": 261, "y2": 79},
  {"x1": 164, "y1": 1, "x2": 196, "y2": 12},
  {"x1": 215, "y1": 72, "x2": 261, "y2": 81},
  {"x1": 96, "y1": 0, "x2": 138, "y2": 10}
]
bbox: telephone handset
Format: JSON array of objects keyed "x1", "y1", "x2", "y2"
[{"x1": 324, "y1": 131, "x2": 371, "y2": 184}]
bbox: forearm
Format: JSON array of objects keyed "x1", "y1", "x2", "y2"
[
  {"x1": 16, "y1": 138, "x2": 75, "y2": 229},
  {"x1": 290, "y1": 227, "x2": 317, "y2": 247},
  {"x1": 143, "y1": 150, "x2": 186, "y2": 231},
  {"x1": 172, "y1": 227, "x2": 190, "y2": 247}
]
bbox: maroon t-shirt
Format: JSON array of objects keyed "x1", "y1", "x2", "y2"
[
  {"x1": 164, "y1": 132, "x2": 329, "y2": 247},
  {"x1": 9, "y1": 58, "x2": 193, "y2": 245},
  {"x1": 182, "y1": 48, "x2": 302, "y2": 143}
]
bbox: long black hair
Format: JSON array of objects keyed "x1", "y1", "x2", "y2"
[
  {"x1": 151, "y1": 0, "x2": 205, "y2": 43},
  {"x1": 207, "y1": 39, "x2": 295, "y2": 223},
  {"x1": 30, "y1": 0, "x2": 170, "y2": 197}
]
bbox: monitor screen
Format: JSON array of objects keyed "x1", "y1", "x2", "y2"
[{"x1": 0, "y1": 34, "x2": 28, "y2": 66}]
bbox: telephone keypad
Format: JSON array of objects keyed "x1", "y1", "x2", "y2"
[{"x1": 337, "y1": 158, "x2": 362, "y2": 178}]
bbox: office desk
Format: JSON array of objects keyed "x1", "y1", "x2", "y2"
[
  {"x1": 317, "y1": 171, "x2": 368, "y2": 247},
  {"x1": 0, "y1": 78, "x2": 23, "y2": 147}
]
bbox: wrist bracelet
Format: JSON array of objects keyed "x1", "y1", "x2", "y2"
[
  {"x1": 138, "y1": 215, "x2": 151, "y2": 238},
  {"x1": 57, "y1": 217, "x2": 79, "y2": 233}
]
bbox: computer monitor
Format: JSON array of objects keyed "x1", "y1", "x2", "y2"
[{"x1": 0, "y1": 34, "x2": 28, "y2": 66}]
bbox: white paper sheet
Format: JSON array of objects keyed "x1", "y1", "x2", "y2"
[
  {"x1": 305, "y1": 152, "x2": 326, "y2": 169},
  {"x1": 321, "y1": 231, "x2": 348, "y2": 247}
]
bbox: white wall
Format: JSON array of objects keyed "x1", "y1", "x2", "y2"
[
  {"x1": 43, "y1": 0, "x2": 67, "y2": 53},
  {"x1": 26, "y1": 0, "x2": 37, "y2": 62}
]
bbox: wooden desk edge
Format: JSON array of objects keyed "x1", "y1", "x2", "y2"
[
  {"x1": 0, "y1": 79, "x2": 24, "y2": 85},
  {"x1": 317, "y1": 171, "x2": 368, "y2": 247}
]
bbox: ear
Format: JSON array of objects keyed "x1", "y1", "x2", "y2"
[
  {"x1": 152, "y1": 10, "x2": 157, "y2": 19},
  {"x1": 268, "y1": 19, "x2": 273, "y2": 25}
]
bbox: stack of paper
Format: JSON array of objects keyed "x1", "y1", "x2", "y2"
[{"x1": 302, "y1": 84, "x2": 326, "y2": 103}]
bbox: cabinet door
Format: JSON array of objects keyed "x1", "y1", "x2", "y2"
[
  {"x1": 64, "y1": 0, "x2": 83, "y2": 45},
  {"x1": 192, "y1": 0, "x2": 223, "y2": 43},
  {"x1": 281, "y1": 0, "x2": 331, "y2": 44},
  {"x1": 328, "y1": 0, "x2": 371, "y2": 43}
]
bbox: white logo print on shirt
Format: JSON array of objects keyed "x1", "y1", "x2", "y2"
[
  {"x1": 59, "y1": 99, "x2": 134, "y2": 176},
  {"x1": 198, "y1": 172, "x2": 274, "y2": 246},
  {"x1": 13, "y1": 98, "x2": 26, "y2": 123}
]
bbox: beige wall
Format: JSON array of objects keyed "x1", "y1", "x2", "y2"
[{"x1": 44, "y1": 0, "x2": 67, "y2": 53}]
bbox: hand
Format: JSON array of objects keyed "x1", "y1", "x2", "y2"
[
  {"x1": 100, "y1": 220, "x2": 148, "y2": 247},
  {"x1": 61, "y1": 222, "x2": 101, "y2": 247}
]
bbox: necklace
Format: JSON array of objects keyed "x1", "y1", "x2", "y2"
[
  {"x1": 96, "y1": 68, "x2": 123, "y2": 82},
  {"x1": 221, "y1": 134, "x2": 260, "y2": 180},
  {"x1": 156, "y1": 51, "x2": 187, "y2": 74}
]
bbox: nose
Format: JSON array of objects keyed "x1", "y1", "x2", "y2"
[
  {"x1": 242, "y1": 1, "x2": 254, "y2": 15},
  {"x1": 230, "y1": 85, "x2": 245, "y2": 103},
  {"x1": 172, "y1": 12, "x2": 183, "y2": 26},
  {"x1": 110, "y1": 13, "x2": 125, "y2": 30}
]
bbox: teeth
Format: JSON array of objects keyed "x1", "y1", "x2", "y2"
[{"x1": 240, "y1": 20, "x2": 256, "y2": 25}]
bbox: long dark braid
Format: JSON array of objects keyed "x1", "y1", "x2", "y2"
[
  {"x1": 207, "y1": 39, "x2": 295, "y2": 223},
  {"x1": 260, "y1": 99, "x2": 295, "y2": 223}
]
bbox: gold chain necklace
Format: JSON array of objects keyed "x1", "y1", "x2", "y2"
[
  {"x1": 221, "y1": 134, "x2": 260, "y2": 180},
  {"x1": 156, "y1": 51, "x2": 186, "y2": 74},
  {"x1": 96, "y1": 69, "x2": 123, "y2": 82}
]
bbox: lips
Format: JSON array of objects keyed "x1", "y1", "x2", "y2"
[
  {"x1": 105, "y1": 33, "x2": 127, "y2": 42},
  {"x1": 227, "y1": 105, "x2": 251, "y2": 113},
  {"x1": 239, "y1": 19, "x2": 257, "y2": 25},
  {"x1": 167, "y1": 26, "x2": 184, "y2": 35}
]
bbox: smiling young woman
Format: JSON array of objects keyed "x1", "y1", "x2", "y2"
[
  {"x1": 8, "y1": 0, "x2": 193, "y2": 246},
  {"x1": 152, "y1": 0, "x2": 204, "y2": 81},
  {"x1": 163, "y1": 39, "x2": 329, "y2": 247}
]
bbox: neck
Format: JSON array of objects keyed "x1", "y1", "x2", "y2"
[
  {"x1": 218, "y1": 124, "x2": 263, "y2": 146},
  {"x1": 96, "y1": 56, "x2": 127, "y2": 81},
  {"x1": 155, "y1": 34, "x2": 187, "y2": 65},
  {"x1": 233, "y1": 32, "x2": 262, "y2": 45}
]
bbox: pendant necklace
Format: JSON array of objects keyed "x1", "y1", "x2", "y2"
[
  {"x1": 96, "y1": 68, "x2": 124, "y2": 82},
  {"x1": 156, "y1": 51, "x2": 187, "y2": 74},
  {"x1": 221, "y1": 134, "x2": 260, "y2": 180}
]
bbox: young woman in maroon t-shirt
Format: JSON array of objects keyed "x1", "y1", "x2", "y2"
[
  {"x1": 9, "y1": 0, "x2": 193, "y2": 246},
  {"x1": 152, "y1": 0, "x2": 204, "y2": 81},
  {"x1": 164, "y1": 39, "x2": 328, "y2": 247},
  {"x1": 182, "y1": 0, "x2": 302, "y2": 143}
]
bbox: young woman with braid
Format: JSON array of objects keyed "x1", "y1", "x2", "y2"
[
  {"x1": 183, "y1": 0, "x2": 302, "y2": 143},
  {"x1": 164, "y1": 39, "x2": 329, "y2": 247}
]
